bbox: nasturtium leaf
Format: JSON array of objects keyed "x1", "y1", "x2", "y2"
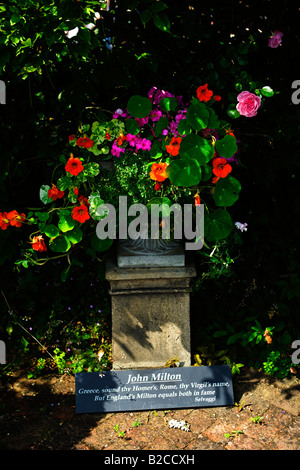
[
  {"x1": 90, "y1": 233, "x2": 113, "y2": 252},
  {"x1": 154, "y1": 116, "x2": 168, "y2": 136},
  {"x1": 67, "y1": 226, "x2": 83, "y2": 244},
  {"x1": 207, "y1": 108, "x2": 220, "y2": 129},
  {"x1": 147, "y1": 197, "x2": 173, "y2": 217},
  {"x1": 39, "y1": 185, "x2": 52, "y2": 204},
  {"x1": 261, "y1": 86, "x2": 274, "y2": 97},
  {"x1": 212, "y1": 175, "x2": 241, "y2": 207},
  {"x1": 44, "y1": 224, "x2": 60, "y2": 238},
  {"x1": 84, "y1": 162, "x2": 100, "y2": 178},
  {"x1": 200, "y1": 164, "x2": 212, "y2": 181},
  {"x1": 179, "y1": 134, "x2": 214, "y2": 164},
  {"x1": 149, "y1": 140, "x2": 163, "y2": 159},
  {"x1": 34, "y1": 212, "x2": 50, "y2": 222},
  {"x1": 177, "y1": 119, "x2": 191, "y2": 136},
  {"x1": 166, "y1": 158, "x2": 202, "y2": 187},
  {"x1": 159, "y1": 97, "x2": 178, "y2": 112},
  {"x1": 204, "y1": 209, "x2": 233, "y2": 241},
  {"x1": 186, "y1": 101, "x2": 209, "y2": 130},
  {"x1": 227, "y1": 104, "x2": 240, "y2": 119},
  {"x1": 127, "y1": 95, "x2": 152, "y2": 118},
  {"x1": 58, "y1": 214, "x2": 75, "y2": 232},
  {"x1": 215, "y1": 135, "x2": 237, "y2": 159},
  {"x1": 88, "y1": 192, "x2": 109, "y2": 221},
  {"x1": 125, "y1": 118, "x2": 140, "y2": 135},
  {"x1": 57, "y1": 175, "x2": 72, "y2": 191},
  {"x1": 49, "y1": 235, "x2": 71, "y2": 253}
]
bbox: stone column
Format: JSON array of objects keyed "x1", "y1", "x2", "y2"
[{"x1": 105, "y1": 259, "x2": 196, "y2": 370}]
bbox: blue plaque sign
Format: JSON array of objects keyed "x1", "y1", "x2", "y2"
[{"x1": 75, "y1": 365, "x2": 234, "y2": 414}]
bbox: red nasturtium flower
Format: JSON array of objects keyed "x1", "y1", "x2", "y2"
[
  {"x1": 213, "y1": 95, "x2": 222, "y2": 102},
  {"x1": 0, "y1": 212, "x2": 10, "y2": 230},
  {"x1": 76, "y1": 135, "x2": 94, "y2": 148},
  {"x1": 154, "y1": 182, "x2": 162, "y2": 191},
  {"x1": 65, "y1": 155, "x2": 84, "y2": 176},
  {"x1": 149, "y1": 162, "x2": 168, "y2": 182},
  {"x1": 69, "y1": 134, "x2": 76, "y2": 141},
  {"x1": 194, "y1": 194, "x2": 201, "y2": 206},
  {"x1": 48, "y1": 184, "x2": 64, "y2": 201},
  {"x1": 78, "y1": 195, "x2": 89, "y2": 206},
  {"x1": 212, "y1": 158, "x2": 232, "y2": 178},
  {"x1": 72, "y1": 204, "x2": 90, "y2": 223},
  {"x1": 196, "y1": 84, "x2": 213, "y2": 102},
  {"x1": 31, "y1": 235, "x2": 47, "y2": 252},
  {"x1": 7, "y1": 210, "x2": 26, "y2": 227},
  {"x1": 166, "y1": 136, "x2": 182, "y2": 156}
]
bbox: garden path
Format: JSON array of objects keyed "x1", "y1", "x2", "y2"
[{"x1": 0, "y1": 368, "x2": 299, "y2": 451}]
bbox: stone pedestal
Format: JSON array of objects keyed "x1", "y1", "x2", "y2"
[{"x1": 105, "y1": 259, "x2": 196, "y2": 370}]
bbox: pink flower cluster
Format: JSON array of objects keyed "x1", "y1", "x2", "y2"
[
  {"x1": 111, "y1": 87, "x2": 189, "y2": 158},
  {"x1": 268, "y1": 31, "x2": 283, "y2": 48}
]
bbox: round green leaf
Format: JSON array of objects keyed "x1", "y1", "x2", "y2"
[
  {"x1": 227, "y1": 104, "x2": 240, "y2": 119},
  {"x1": 147, "y1": 197, "x2": 173, "y2": 217},
  {"x1": 84, "y1": 162, "x2": 100, "y2": 177},
  {"x1": 49, "y1": 235, "x2": 71, "y2": 252},
  {"x1": 177, "y1": 119, "x2": 191, "y2": 136},
  {"x1": 67, "y1": 226, "x2": 83, "y2": 244},
  {"x1": 58, "y1": 214, "x2": 76, "y2": 232},
  {"x1": 200, "y1": 164, "x2": 212, "y2": 181},
  {"x1": 159, "y1": 97, "x2": 178, "y2": 112},
  {"x1": 261, "y1": 86, "x2": 274, "y2": 97},
  {"x1": 154, "y1": 116, "x2": 168, "y2": 136},
  {"x1": 39, "y1": 185, "x2": 52, "y2": 204},
  {"x1": 127, "y1": 95, "x2": 152, "y2": 119},
  {"x1": 180, "y1": 134, "x2": 214, "y2": 164},
  {"x1": 215, "y1": 135, "x2": 237, "y2": 159},
  {"x1": 166, "y1": 158, "x2": 202, "y2": 186},
  {"x1": 212, "y1": 175, "x2": 241, "y2": 207},
  {"x1": 125, "y1": 118, "x2": 140, "y2": 135},
  {"x1": 44, "y1": 224, "x2": 60, "y2": 238},
  {"x1": 204, "y1": 209, "x2": 233, "y2": 242},
  {"x1": 186, "y1": 101, "x2": 209, "y2": 130},
  {"x1": 90, "y1": 233, "x2": 113, "y2": 252}
]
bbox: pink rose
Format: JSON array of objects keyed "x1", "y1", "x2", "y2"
[
  {"x1": 236, "y1": 91, "x2": 261, "y2": 118},
  {"x1": 268, "y1": 31, "x2": 283, "y2": 48}
]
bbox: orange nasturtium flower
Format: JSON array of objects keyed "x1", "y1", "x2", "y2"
[
  {"x1": 165, "y1": 136, "x2": 182, "y2": 156},
  {"x1": 72, "y1": 204, "x2": 90, "y2": 223},
  {"x1": 65, "y1": 155, "x2": 84, "y2": 176},
  {"x1": 31, "y1": 235, "x2": 47, "y2": 252},
  {"x1": 0, "y1": 212, "x2": 10, "y2": 230},
  {"x1": 149, "y1": 162, "x2": 168, "y2": 182},
  {"x1": 7, "y1": 210, "x2": 26, "y2": 227},
  {"x1": 48, "y1": 184, "x2": 64, "y2": 201},
  {"x1": 212, "y1": 158, "x2": 232, "y2": 178},
  {"x1": 196, "y1": 83, "x2": 213, "y2": 102}
]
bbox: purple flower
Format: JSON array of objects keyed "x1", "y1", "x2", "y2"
[
  {"x1": 235, "y1": 222, "x2": 248, "y2": 232},
  {"x1": 268, "y1": 31, "x2": 283, "y2": 48}
]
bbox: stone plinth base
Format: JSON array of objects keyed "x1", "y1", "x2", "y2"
[{"x1": 105, "y1": 259, "x2": 196, "y2": 370}]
